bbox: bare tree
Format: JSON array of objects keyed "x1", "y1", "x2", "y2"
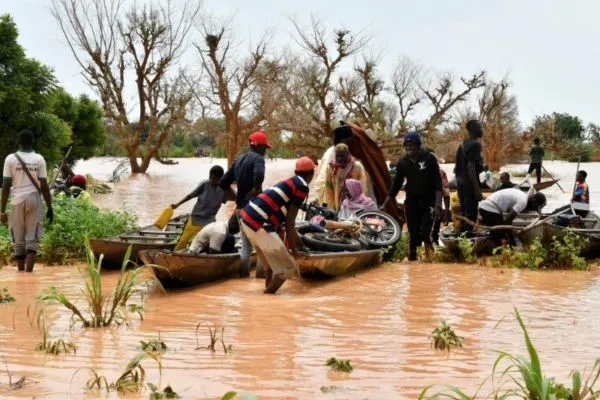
[
  {"x1": 279, "y1": 16, "x2": 369, "y2": 153},
  {"x1": 478, "y1": 80, "x2": 521, "y2": 170},
  {"x1": 390, "y1": 57, "x2": 422, "y2": 133},
  {"x1": 51, "y1": 0, "x2": 200, "y2": 173},
  {"x1": 193, "y1": 19, "x2": 278, "y2": 164},
  {"x1": 337, "y1": 57, "x2": 393, "y2": 138}
]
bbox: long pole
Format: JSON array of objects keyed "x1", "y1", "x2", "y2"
[
  {"x1": 50, "y1": 146, "x2": 73, "y2": 188},
  {"x1": 570, "y1": 156, "x2": 581, "y2": 215},
  {"x1": 541, "y1": 164, "x2": 565, "y2": 193}
]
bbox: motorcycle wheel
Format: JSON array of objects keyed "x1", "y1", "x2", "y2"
[
  {"x1": 356, "y1": 210, "x2": 402, "y2": 248},
  {"x1": 301, "y1": 232, "x2": 362, "y2": 252}
]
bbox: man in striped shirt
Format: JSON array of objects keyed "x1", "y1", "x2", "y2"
[{"x1": 240, "y1": 157, "x2": 316, "y2": 294}]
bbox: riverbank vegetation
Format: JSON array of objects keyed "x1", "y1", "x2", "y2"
[
  {"x1": 419, "y1": 308, "x2": 600, "y2": 399},
  {"x1": 0, "y1": 197, "x2": 136, "y2": 266}
]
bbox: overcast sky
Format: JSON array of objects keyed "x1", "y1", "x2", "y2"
[{"x1": 4, "y1": 0, "x2": 599, "y2": 126}]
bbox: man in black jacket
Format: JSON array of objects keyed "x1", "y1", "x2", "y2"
[
  {"x1": 454, "y1": 120, "x2": 484, "y2": 232},
  {"x1": 382, "y1": 132, "x2": 442, "y2": 261}
]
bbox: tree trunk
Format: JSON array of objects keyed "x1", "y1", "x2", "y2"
[{"x1": 127, "y1": 148, "x2": 142, "y2": 174}]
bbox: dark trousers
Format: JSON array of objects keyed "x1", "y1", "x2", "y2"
[
  {"x1": 528, "y1": 162, "x2": 542, "y2": 184},
  {"x1": 457, "y1": 188, "x2": 479, "y2": 233},
  {"x1": 432, "y1": 218, "x2": 441, "y2": 244},
  {"x1": 479, "y1": 208, "x2": 511, "y2": 246},
  {"x1": 405, "y1": 198, "x2": 434, "y2": 260}
]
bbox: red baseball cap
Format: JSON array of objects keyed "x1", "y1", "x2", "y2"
[
  {"x1": 295, "y1": 156, "x2": 316, "y2": 172},
  {"x1": 71, "y1": 174, "x2": 87, "y2": 186},
  {"x1": 248, "y1": 131, "x2": 272, "y2": 148}
]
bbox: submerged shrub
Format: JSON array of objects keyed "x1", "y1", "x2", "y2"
[
  {"x1": 0, "y1": 288, "x2": 15, "y2": 304},
  {"x1": 490, "y1": 232, "x2": 586, "y2": 270},
  {"x1": 326, "y1": 357, "x2": 353, "y2": 373},
  {"x1": 39, "y1": 241, "x2": 161, "y2": 328},
  {"x1": 430, "y1": 321, "x2": 463, "y2": 351},
  {"x1": 39, "y1": 196, "x2": 137, "y2": 264},
  {"x1": 382, "y1": 235, "x2": 408, "y2": 263}
]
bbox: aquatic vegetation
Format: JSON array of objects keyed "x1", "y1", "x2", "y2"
[
  {"x1": 326, "y1": 357, "x2": 353, "y2": 373},
  {"x1": 430, "y1": 321, "x2": 463, "y2": 351},
  {"x1": 489, "y1": 232, "x2": 587, "y2": 270},
  {"x1": 39, "y1": 241, "x2": 161, "y2": 328},
  {"x1": 0, "y1": 288, "x2": 15, "y2": 304},
  {"x1": 39, "y1": 196, "x2": 137, "y2": 264},
  {"x1": 84, "y1": 174, "x2": 112, "y2": 194},
  {"x1": 195, "y1": 323, "x2": 231, "y2": 353},
  {"x1": 0, "y1": 224, "x2": 11, "y2": 266},
  {"x1": 139, "y1": 334, "x2": 167, "y2": 353},
  {"x1": 457, "y1": 235, "x2": 476, "y2": 263},
  {"x1": 79, "y1": 351, "x2": 161, "y2": 394},
  {"x1": 382, "y1": 234, "x2": 409, "y2": 262},
  {"x1": 419, "y1": 308, "x2": 600, "y2": 399},
  {"x1": 221, "y1": 392, "x2": 260, "y2": 400},
  {"x1": 148, "y1": 383, "x2": 180, "y2": 399},
  {"x1": 28, "y1": 307, "x2": 77, "y2": 355}
]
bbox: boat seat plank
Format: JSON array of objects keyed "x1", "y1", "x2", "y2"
[
  {"x1": 137, "y1": 230, "x2": 180, "y2": 236},
  {"x1": 119, "y1": 235, "x2": 174, "y2": 242}
]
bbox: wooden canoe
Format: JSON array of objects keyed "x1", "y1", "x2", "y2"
[
  {"x1": 439, "y1": 226, "x2": 496, "y2": 255},
  {"x1": 90, "y1": 214, "x2": 188, "y2": 268},
  {"x1": 296, "y1": 249, "x2": 382, "y2": 279},
  {"x1": 541, "y1": 211, "x2": 600, "y2": 257},
  {"x1": 449, "y1": 179, "x2": 560, "y2": 193},
  {"x1": 139, "y1": 249, "x2": 257, "y2": 287}
]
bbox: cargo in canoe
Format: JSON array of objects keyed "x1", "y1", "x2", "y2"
[
  {"x1": 139, "y1": 249, "x2": 257, "y2": 287},
  {"x1": 90, "y1": 214, "x2": 188, "y2": 268},
  {"x1": 297, "y1": 249, "x2": 382, "y2": 279}
]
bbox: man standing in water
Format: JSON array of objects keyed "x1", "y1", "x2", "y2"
[
  {"x1": 220, "y1": 131, "x2": 271, "y2": 277},
  {"x1": 454, "y1": 120, "x2": 484, "y2": 232},
  {"x1": 240, "y1": 157, "x2": 315, "y2": 294},
  {"x1": 528, "y1": 138, "x2": 545, "y2": 184},
  {"x1": 1, "y1": 130, "x2": 53, "y2": 272},
  {"x1": 381, "y1": 132, "x2": 442, "y2": 261}
]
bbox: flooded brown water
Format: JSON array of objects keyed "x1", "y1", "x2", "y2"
[{"x1": 0, "y1": 158, "x2": 599, "y2": 399}]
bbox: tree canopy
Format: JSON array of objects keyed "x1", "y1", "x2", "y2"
[{"x1": 0, "y1": 14, "x2": 104, "y2": 170}]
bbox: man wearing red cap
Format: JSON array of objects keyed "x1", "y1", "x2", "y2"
[
  {"x1": 220, "y1": 131, "x2": 271, "y2": 277},
  {"x1": 240, "y1": 156, "x2": 315, "y2": 294}
]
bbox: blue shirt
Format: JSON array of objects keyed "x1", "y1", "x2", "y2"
[{"x1": 219, "y1": 151, "x2": 266, "y2": 208}]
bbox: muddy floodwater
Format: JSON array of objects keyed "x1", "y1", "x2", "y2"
[{"x1": 0, "y1": 158, "x2": 600, "y2": 399}]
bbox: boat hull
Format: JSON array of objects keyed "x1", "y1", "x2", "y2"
[
  {"x1": 139, "y1": 250, "x2": 256, "y2": 287},
  {"x1": 297, "y1": 250, "x2": 382, "y2": 279}
]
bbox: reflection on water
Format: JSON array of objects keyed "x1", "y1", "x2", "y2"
[
  {"x1": 1, "y1": 265, "x2": 600, "y2": 399},
  {"x1": 75, "y1": 157, "x2": 599, "y2": 225},
  {"x1": 0, "y1": 157, "x2": 597, "y2": 399}
]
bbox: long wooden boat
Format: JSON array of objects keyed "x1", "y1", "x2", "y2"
[
  {"x1": 90, "y1": 214, "x2": 188, "y2": 268},
  {"x1": 139, "y1": 249, "x2": 257, "y2": 287},
  {"x1": 541, "y1": 211, "x2": 600, "y2": 257},
  {"x1": 297, "y1": 249, "x2": 382, "y2": 279},
  {"x1": 449, "y1": 179, "x2": 560, "y2": 193}
]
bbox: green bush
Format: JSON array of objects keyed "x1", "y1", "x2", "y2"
[
  {"x1": 382, "y1": 235, "x2": 409, "y2": 262},
  {"x1": 39, "y1": 197, "x2": 137, "y2": 264},
  {"x1": 0, "y1": 197, "x2": 137, "y2": 265},
  {"x1": 489, "y1": 232, "x2": 586, "y2": 270}
]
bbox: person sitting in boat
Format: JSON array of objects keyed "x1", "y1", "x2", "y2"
[
  {"x1": 339, "y1": 178, "x2": 377, "y2": 219},
  {"x1": 478, "y1": 189, "x2": 547, "y2": 246},
  {"x1": 318, "y1": 143, "x2": 367, "y2": 211},
  {"x1": 480, "y1": 165, "x2": 495, "y2": 189},
  {"x1": 171, "y1": 165, "x2": 226, "y2": 251},
  {"x1": 188, "y1": 214, "x2": 238, "y2": 255},
  {"x1": 67, "y1": 174, "x2": 91, "y2": 202},
  {"x1": 572, "y1": 170, "x2": 590, "y2": 216},
  {"x1": 240, "y1": 157, "x2": 315, "y2": 294},
  {"x1": 497, "y1": 172, "x2": 516, "y2": 190}
]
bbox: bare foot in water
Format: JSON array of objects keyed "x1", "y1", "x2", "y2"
[{"x1": 264, "y1": 275, "x2": 285, "y2": 294}]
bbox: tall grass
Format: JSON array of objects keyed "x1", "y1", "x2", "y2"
[
  {"x1": 39, "y1": 240, "x2": 161, "y2": 327},
  {"x1": 419, "y1": 308, "x2": 600, "y2": 399}
]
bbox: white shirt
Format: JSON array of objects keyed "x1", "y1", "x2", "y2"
[
  {"x1": 2, "y1": 151, "x2": 47, "y2": 205},
  {"x1": 189, "y1": 221, "x2": 228, "y2": 253},
  {"x1": 479, "y1": 188, "x2": 528, "y2": 215}
]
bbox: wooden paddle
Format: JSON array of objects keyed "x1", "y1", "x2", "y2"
[
  {"x1": 541, "y1": 165, "x2": 565, "y2": 193},
  {"x1": 456, "y1": 209, "x2": 569, "y2": 233}
]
